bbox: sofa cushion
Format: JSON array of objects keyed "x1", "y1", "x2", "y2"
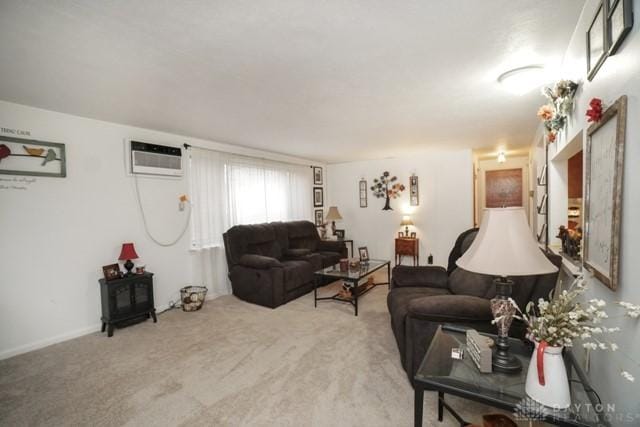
[
  {"x1": 281, "y1": 260, "x2": 314, "y2": 292},
  {"x1": 448, "y1": 268, "x2": 495, "y2": 298},
  {"x1": 286, "y1": 221, "x2": 320, "y2": 252},
  {"x1": 284, "y1": 248, "x2": 312, "y2": 258},
  {"x1": 224, "y1": 223, "x2": 281, "y2": 266},
  {"x1": 387, "y1": 287, "x2": 451, "y2": 366}
]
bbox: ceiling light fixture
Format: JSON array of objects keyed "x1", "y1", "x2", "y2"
[
  {"x1": 497, "y1": 65, "x2": 546, "y2": 95},
  {"x1": 497, "y1": 152, "x2": 507, "y2": 163}
]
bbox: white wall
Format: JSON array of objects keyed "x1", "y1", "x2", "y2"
[
  {"x1": 533, "y1": 0, "x2": 640, "y2": 422},
  {"x1": 0, "y1": 100, "x2": 317, "y2": 359},
  {"x1": 326, "y1": 150, "x2": 473, "y2": 267}
]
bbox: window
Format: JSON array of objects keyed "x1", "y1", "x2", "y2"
[{"x1": 189, "y1": 148, "x2": 312, "y2": 249}]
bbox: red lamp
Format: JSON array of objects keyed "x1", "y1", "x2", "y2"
[{"x1": 118, "y1": 243, "x2": 139, "y2": 276}]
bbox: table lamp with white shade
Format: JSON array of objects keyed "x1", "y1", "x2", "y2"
[
  {"x1": 325, "y1": 206, "x2": 343, "y2": 236},
  {"x1": 456, "y1": 207, "x2": 558, "y2": 373}
]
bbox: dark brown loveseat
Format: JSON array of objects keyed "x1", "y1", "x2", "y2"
[
  {"x1": 387, "y1": 228, "x2": 561, "y2": 385},
  {"x1": 223, "y1": 220, "x2": 347, "y2": 308}
]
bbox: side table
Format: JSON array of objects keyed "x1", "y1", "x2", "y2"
[{"x1": 395, "y1": 238, "x2": 419, "y2": 265}]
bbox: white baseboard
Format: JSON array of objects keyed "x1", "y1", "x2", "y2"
[{"x1": 0, "y1": 303, "x2": 171, "y2": 361}]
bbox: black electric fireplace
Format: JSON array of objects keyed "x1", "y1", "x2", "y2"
[{"x1": 99, "y1": 272, "x2": 157, "y2": 337}]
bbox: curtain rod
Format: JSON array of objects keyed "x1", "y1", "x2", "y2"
[{"x1": 182, "y1": 143, "x2": 316, "y2": 168}]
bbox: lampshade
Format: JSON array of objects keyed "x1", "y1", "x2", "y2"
[
  {"x1": 325, "y1": 206, "x2": 343, "y2": 221},
  {"x1": 400, "y1": 215, "x2": 414, "y2": 226},
  {"x1": 118, "y1": 243, "x2": 139, "y2": 260},
  {"x1": 456, "y1": 207, "x2": 557, "y2": 276}
]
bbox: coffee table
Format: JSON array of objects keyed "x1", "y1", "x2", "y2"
[
  {"x1": 313, "y1": 259, "x2": 390, "y2": 316},
  {"x1": 414, "y1": 325, "x2": 607, "y2": 427}
]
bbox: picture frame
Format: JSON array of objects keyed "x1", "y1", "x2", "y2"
[
  {"x1": 410, "y1": 232, "x2": 417, "y2": 239},
  {"x1": 335, "y1": 229, "x2": 345, "y2": 239},
  {"x1": 358, "y1": 246, "x2": 370, "y2": 262},
  {"x1": 314, "y1": 209, "x2": 324, "y2": 226},
  {"x1": 313, "y1": 187, "x2": 324, "y2": 207},
  {"x1": 313, "y1": 166, "x2": 323, "y2": 185},
  {"x1": 584, "y1": 95, "x2": 627, "y2": 291},
  {"x1": 0, "y1": 135, "x2": 67, "y2": 178},
  {"x1": 409, "y1": 174, "x2": 419, "y2": 206},
  {"x1": 587, "y1": 1, "x2": 608, "y2": 81},
  {"x1": 359, "y1": 179, "x2": 368, "y2": 208},
  {"x1": 398, "y1": 231, "x2": 404, "y2": 238},
  {"x1": 607, "y1": 0, "x2": 633, "y2": 55},
  {"x1": 102, "y1": 264, "x2": 122, "y2": 281},
  {"x1": 537, "y1": 163, "x2": 547, "y2": 186}
]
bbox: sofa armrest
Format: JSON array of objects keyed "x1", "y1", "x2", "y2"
[
  {"x1": 238, "y1": 254, "x2": 283, "y2": 269},
  {"x1": 391, "y1": 265, "x2": 448, "y2": 289},
  {"x1": 317, "y1": 240, "x2": 347, "y2": 254},
  {"x1": 407, "y1": 295, "x2": 493, "y2": 323}
]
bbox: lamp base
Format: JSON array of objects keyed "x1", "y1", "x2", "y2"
[
  {"x1": 490, "y1": 277, "x2": 522, "y2": 374},
  {"x1": 124, "y1": 259, "x2": 134, "y2": 276}
]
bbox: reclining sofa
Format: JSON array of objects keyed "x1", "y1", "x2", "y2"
[
  {"x1": 388, "y1": 228, "x2": 562, "y2": 385},
  {"x1": 223, "y1": 220, "x2": 347, "y2": 308}
]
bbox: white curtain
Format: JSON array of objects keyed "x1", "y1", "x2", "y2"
[{"x1": 189, "y1": 148, "x2": 312, "y2": 296}]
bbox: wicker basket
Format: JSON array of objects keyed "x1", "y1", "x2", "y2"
[{"x1": 180, "y1": 286, "x2": 208, "y2": 312}]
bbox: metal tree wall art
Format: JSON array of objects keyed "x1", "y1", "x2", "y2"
[{"x1": 371, "y1": 171, "x2": 405, "y2": 210}]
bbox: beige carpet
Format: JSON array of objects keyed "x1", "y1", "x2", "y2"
[{"x1": 0, "y1": 275, "x2": 497, "y2": 426}]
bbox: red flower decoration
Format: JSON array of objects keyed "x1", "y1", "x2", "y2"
[
  {"x1": 0, "y1": 144, "x2": 11, "y2": 162},
  {"x1": 586, "y1": 98, "x2": 603, "y2": 123}
]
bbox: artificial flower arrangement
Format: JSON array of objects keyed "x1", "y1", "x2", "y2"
[
  {"x1": 536, "y1": 80, "x2": 579, "y2": 143},
  {"x1": 498, "y1": 275, "x2": 639, "y2": 408},
  {"x1": 586, "y1": 98, "x2": 603, "y2": 123},
  {"x1": 509, "y1": 275, "x2": 639, "y2": 381}
]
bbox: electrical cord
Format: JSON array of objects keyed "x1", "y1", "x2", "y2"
[{"x1": 133, "y1": 173, "x2": 191, "y2": 247}]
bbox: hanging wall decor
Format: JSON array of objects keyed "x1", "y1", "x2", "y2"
[
  {"x1": 370, "y1": 171, "x2": 405, "y2": 211},
  {"x1": 584, "y1": 95, "x2": 627, "y2": 291},
  {"x1": 0, "y1": 135, "x2": 66, "y2": 177},
  {"x1": 314, "y1": 209, "x2": 324, "y2": 226},
  {"x1": 359, "y1": 179, "x2": 367, "y2": 208},
  {"x1": 587, "y1": 1, "x2": 607, "y2": 81},
  {"x1": 607, "y1": 0, "x2": 633, "y2": 56},
  {"x1": 313, "y1": 187, "x2": 324, "y2": 207},
  {"x1": 313, "y1": 166, "x2": 323, "y2": 185},
  {"x1": 537, "y1": 80, "x2": 579, "y2": 143},
  {"x1": 409, "y1": 174, "x2": 419, "y2": 206}
]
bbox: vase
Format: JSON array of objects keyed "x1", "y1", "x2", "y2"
[{"x1": 525, "y1": 341, "x2": 571, "y2": 409}]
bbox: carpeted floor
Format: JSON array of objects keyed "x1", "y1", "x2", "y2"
[{"x1": 0, "y1": 275, "x2": 497, "y2": 426}]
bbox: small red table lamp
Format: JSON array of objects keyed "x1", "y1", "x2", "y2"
[{"x1": 118, "y1": 243, "x2": 139, "y2": 276}]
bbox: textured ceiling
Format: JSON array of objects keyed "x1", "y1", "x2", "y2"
[{"x1": 0, "y1": 0, "x2": 584, "y2": 163}]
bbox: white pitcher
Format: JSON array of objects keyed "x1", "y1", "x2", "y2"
[{"x1": 525, "y1": 341, "x2": 571, "y2": 409}]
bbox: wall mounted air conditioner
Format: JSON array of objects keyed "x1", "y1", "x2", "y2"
[{"x1": 130, "y1": 140, "x2": 183, "y2": 177}]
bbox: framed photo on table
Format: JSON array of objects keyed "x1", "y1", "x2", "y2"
[
  {"x1": 584, "y1": 95, "x2": 627, "y2": 291},
  {"x1": 358, "y1": 247, "x2": 370, "y2": 262}
]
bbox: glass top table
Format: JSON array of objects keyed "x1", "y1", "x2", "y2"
[
  {"x1": 414, "y1": 325, "x2": 607, "y2": 427},
  {"x1": 313, "y1": 259, "x2": 390, "y2": 316}
]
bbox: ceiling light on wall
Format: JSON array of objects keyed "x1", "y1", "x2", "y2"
[
  {"x1": 497, "y1": 152, "x2": 507, "y2": 163},
  {"x1": 497, "y1": 65, "x2": 546, "y2": 95}
]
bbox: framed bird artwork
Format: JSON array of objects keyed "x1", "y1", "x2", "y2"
[{"x1": 0, "y1": 135, "x2": 66, "y2": 178}]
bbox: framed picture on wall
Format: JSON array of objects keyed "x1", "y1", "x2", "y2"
[
  {"x1": 0, "y1": 135, "x2": 67, "y2": 178},
  {"x1": 359, "y1": 179, "x2": 367, "y2": 208},
  {"x1": 409, "y1": 174, "x2": 419, "y2": 206},
  {"x1": 608, "y1": 0, "x2": 633, "y2": 55},
  {"x1": 313, "y1": 166, "x2": 323, "y2": 185},
  {"x1": 314, "y1": 209, "x2": 324, "y2": 226},
  {"x1": 584, "y1": 95, "x2": 627, "y2": 291},
  {"x1": 587, "y1": 1, "x2": 608, "y2": 81},
  {"x1": 313, "y1": 187, "x2": 324, "y2": 207}
]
